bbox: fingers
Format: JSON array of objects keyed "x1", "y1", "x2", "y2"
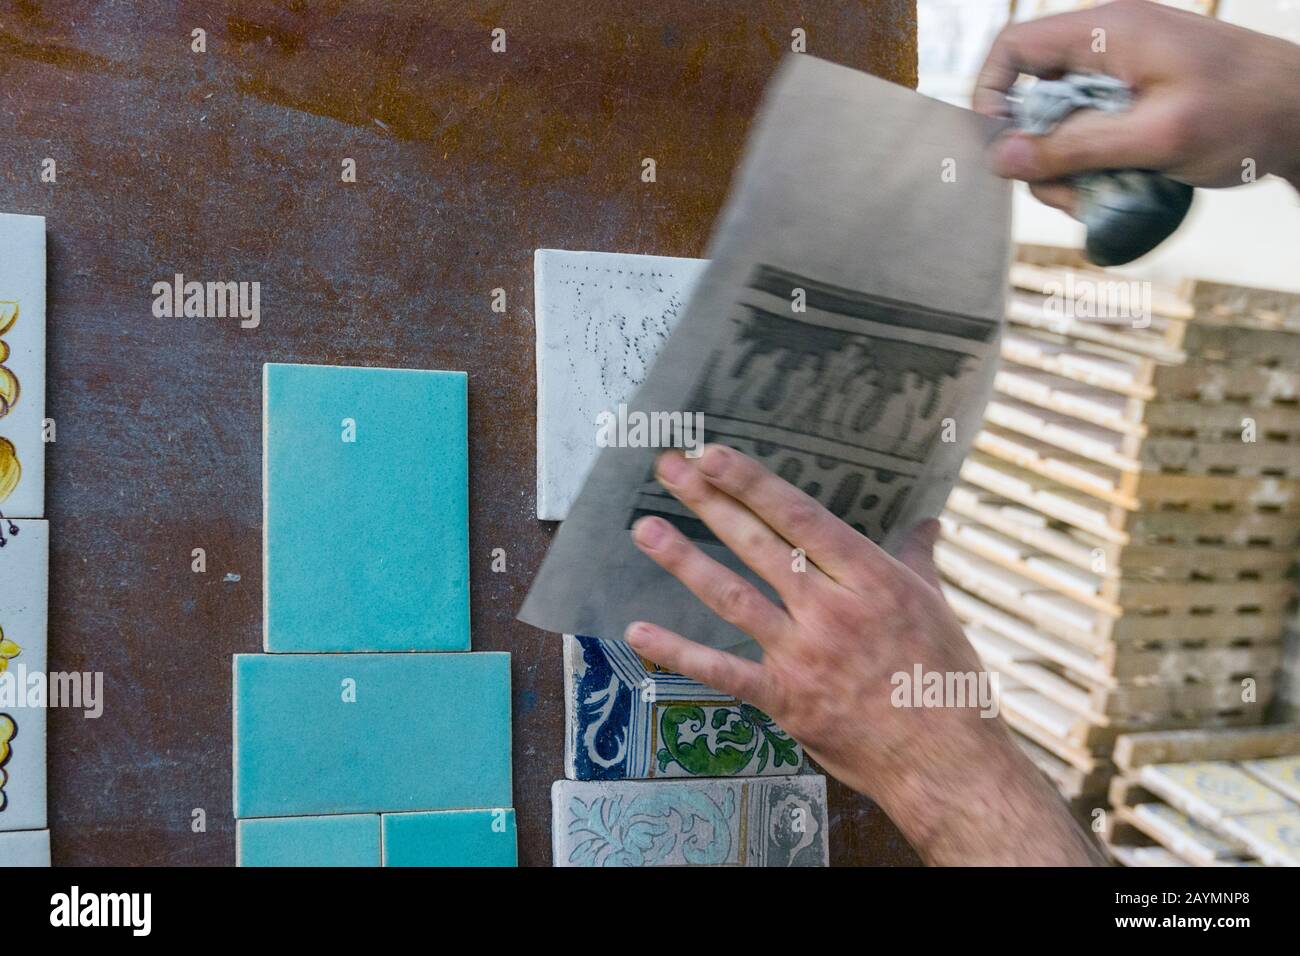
[
  {"x1": 625, "y1": 620, "x2": 771, "y2": 708},
  {"x1": 653, "y1": 450, "x2": 818, "y2": 598},
  {"x1": 693, "y1": 444, "x2": 878, "y2": 585},
  {"x1": 990, "y1": 97, "x2": 1190, "y2": 181},
  {"x1": 1027, "y1": 180, "x2": 1079, "y2": 216},
  {"x1": 974, "y1": 12, "x2": 1113, "y2": 117},
  {"x1": 632, "y1": 514, "x2": 792, "y2": 647}
]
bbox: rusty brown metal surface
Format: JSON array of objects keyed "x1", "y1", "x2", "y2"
[{"x1": 0, "y1": 0, "x2": 920, "y2": 866}]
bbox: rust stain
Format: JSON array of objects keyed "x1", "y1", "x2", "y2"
[
  {"x1": 471, "y1": 2, "x2": 507, "y2": 31},
  {"x1": 0, "y1": 29, "x2": 121, "y2": 75},
  {"x1": 12, "y1": 0, "x2": 55, "y2": 29},
  {"x1": 226, "y1": 15, "x2": 306, "y2": 55},
  {"x1": 680, "y1": 36, "x2": 709, "y2": 86},
  {"x1": 858, "y1": 0, "x2": 918, "y2": 89}
]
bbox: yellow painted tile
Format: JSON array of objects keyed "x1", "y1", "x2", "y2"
[
  {"x1": 1219, "y1": 810, "x2": 1300, "y2": 867},
  {"x1": 1140, "y1": 762, "x2": 1294, "y2": 819},
  {"x1": 1242, "y1": 756, "x2": 1300, "y2": 805}
]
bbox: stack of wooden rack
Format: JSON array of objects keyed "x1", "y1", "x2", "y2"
[
  {"x1": 1104, "y1": 725, "x2": 1300, "y2": 866},
  {"x1": 938, "y1": 245, "x2": 1300, "y2": 813}
]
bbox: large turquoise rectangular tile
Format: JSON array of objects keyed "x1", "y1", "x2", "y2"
[
  {"x1": 237, "y1": 814, "x2": 379, "y2": 867},
  {"x1": 382, "y1": 809, "x2": 517, "y2": 867},
  {"x1": 263, "y1": 363, "x2": 469, "y2": 652},
  {"x1": 233, "y1": 653, "x2": 511, "y2": 817}
]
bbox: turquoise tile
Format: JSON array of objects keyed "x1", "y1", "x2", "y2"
[
  {"x1": 233, "y1": 653, "x2": 512, "y2": 817},
  {"x1": 382, "y1": 809, "x2": 517, "y2": 867},
  {"x1": 237, "y1": 815, "x2": 379, "y2": 867},
  {"x1": 263, "y1": 363, "x2": 470, "y2": 653}
]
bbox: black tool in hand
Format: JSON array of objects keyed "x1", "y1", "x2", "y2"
[{"x1": 1011, "y1": 73, "x2": 1194, "y2": 267}]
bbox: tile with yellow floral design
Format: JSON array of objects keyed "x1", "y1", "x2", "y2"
[
  {"x1": 0, "y1": 213, "x2": 46, "y2": 520},
  {"x1": 0, "y1": 518, "x2": 47, "y2": 832}
]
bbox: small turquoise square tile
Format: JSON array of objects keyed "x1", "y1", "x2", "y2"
[
  {"x1": 263, "y1": 363, "x2": 470, "y2": 652},
  {"x1": 233, "y1": 653, "x2": 512, "y2": 818},
  {"x1": 382, "y1": 809, "x2": 517, "y2": 867},
  {"x1": 237, "y1": 815, "x2": 380, "y2": 867}
]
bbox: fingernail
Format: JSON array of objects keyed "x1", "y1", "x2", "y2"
[
  {"x1": 698, "y1": 444, "x2": 728, "y2": 478},
  {"x1": 632, "y1": 517, "x2": 667, "y2": 550},
  {"x1": 995, "y1": 133, "x2": 1038, "y2": 179},
  {"x1": 656, "y1": 452, "x2": 691, "y2": 485},
  {"x1": 625, "y1": 622, "x2": 651, "y2": 645}
]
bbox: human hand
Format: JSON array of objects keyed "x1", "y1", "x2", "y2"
[
  {"x1": 975, "y1": 0, "x2": 1300, "y2": 212},
  {"x1": 625, "y1": 445, "x2": 1101, "y2": 865}
]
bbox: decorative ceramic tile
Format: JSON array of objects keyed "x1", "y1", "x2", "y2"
[
  {"x1": 1242, "y1": 755, "x2": 1300, "y2": 804},
  {"x1": 263, "y1": 363, "x2": 469, "y2": 652},
  {"x1": 1218, "y1": 809, "x2": 1300, "y2": 867},
  {"x1": 563, "y1": 634, "x2": 803, "y2": 780},
  {"x1": 0, "y1": 828, "x2": 49, "y2": 866},
  {"x1": 551, "y1": 775, "x2": 828, "y2": 867},
  {"x1": 0, "y1": 519, "x2": 46, "y2": 832},
  {"x1": 534, "y1": 249, "x2": 706, "y2": 520},
  {"x1": 1109, "y1": 844, "x2": 1190, "y2": 868},
  {"x1": 1138, "y1": 762, "x2": 1295, "y2": 824},
  {"x1": 237, "y1": 814, "x2": 380, "y2": 867},
  {"x1": 233, "y1": 652, "x2": 511, "y2": 818},
  {"x1": 1131, "y1": 801, "x2": 1246, "y2": 864},
  {"x1": 382, "y1": 809, "x2": 517, "y2": 867},
  {"x1": 0, "y1": 213, "x2": 45, "y2": 521}
]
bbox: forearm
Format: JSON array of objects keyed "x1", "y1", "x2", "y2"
[{"x1": 868, "y1": 722, "x2": 1106, "y2": 866}]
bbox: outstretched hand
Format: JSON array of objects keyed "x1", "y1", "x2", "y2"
[
  {"x1": 626, "y1": 445, "x2": 1103, "y2": 865},
  {"x1": 975, "y1": 0, "x2": 1300, "y2": 212}
]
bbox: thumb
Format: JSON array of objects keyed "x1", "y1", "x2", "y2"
[
  {"x1": 897, "y1": 518, "x2": 942, "y2": 590},
  {"x1": 992, "y1": 98, "x2": 1185, "y2": 182}
]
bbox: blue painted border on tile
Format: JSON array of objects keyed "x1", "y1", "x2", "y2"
[
  {"x1": 233, "y1": 653, "x2": 512, "y2": 818},
  {"x1": 382, "y1": 809, "x2": 517, "y2": 867},
  {"x1": 567, "y1": 635, "x2": 633, "y2": 780},
  {"x1": 262, "y1": 363, "x2": 470, "y2": 653},
  {"x1": 237, "y1": 814, "x2": 380, "y2": 867},
  {"x1": 565, "y1": 635, "x2": 804, "y2": 780}
]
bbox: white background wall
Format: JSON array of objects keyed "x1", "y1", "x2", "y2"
[{"x1": 919, "y1": 0, "x2": 1300, "y2": 291}]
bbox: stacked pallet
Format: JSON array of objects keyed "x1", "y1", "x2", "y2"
[
  {"x1": 939, "y1": 245, "x2": 1300, "y2": 809},
  {"x1": 1274, "y1": 610, "x2": 1300, "y2": 724},
  {"x1": 1104, "y1": 725, "x2": 1300, "y2": 867}
]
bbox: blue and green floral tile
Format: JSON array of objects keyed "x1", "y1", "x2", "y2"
[
  {"x1": 563, "y1": 635, "x2": 804, "y2": 780},
  {"x1": 551, "y1": 775, "x2": 828, "y2": 867}
]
